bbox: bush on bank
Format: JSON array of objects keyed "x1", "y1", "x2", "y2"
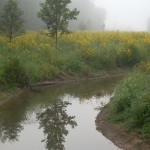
[
  {"x1": 2, "y1": 58, "x2": 29, "y2": 87},
  {"x1": 110, "y1": 63, "x2": 150, "y2": 139}
]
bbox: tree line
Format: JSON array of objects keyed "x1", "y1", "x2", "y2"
[
  {"x1": 0, "y1": 0, "x2": 106, "y2": 30},
  {"x1": 0, "y1": 0, "x2": 79, "y2": 47}
]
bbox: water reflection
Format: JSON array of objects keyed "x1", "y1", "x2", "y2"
[
  {"x1": 0, "y1": 104, "x2": 28, "y2": 142},
  {"x1": 0, "y1": 77, "x2": 121, "y2": 150},
  {"x1": 0, "y1": 93, "x2": 33, "y2": 143},
  {"x1": 28, "y1": 78, "x2": 116, "y2": 105},
  {"x1": 37, "y1": 98, "x2": 77, "y2": 150}
]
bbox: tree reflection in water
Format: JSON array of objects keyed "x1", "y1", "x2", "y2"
[
  {"x1": 37, "y1": 98, "x2": 77, "y2": 150},
  {"x1": 0, "y1": 109, "x2": 26, "y2": 143}
]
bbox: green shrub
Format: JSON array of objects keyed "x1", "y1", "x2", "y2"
[
  {"x1": 92, "y1": 46, "x2": 117, "y2": 69},
  {"x1": 111, "y1": 72, "x2": 150, "y2": 139},
  {"x1": 142, "y1": 123, "x2": 150, "y2": 138},
  {"x1": 0, "y1": 55, "x2": 7, "y2": 84},
  {"x1": 2, "y1": 57, "x2": 29, "y2": 87},
  {"x1": 116, "y1": 45, "x2": 141, "y2": 67}
]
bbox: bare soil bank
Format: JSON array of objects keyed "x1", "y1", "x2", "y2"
[{"x1": 96, "y1": 104, "x2": 150, "y2": 150}]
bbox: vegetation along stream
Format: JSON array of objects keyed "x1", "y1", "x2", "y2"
[{"x1": 0, "y1": 77, "x2": 121, "y2": 150}]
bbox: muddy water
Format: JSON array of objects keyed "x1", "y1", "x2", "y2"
[{"x1": 0, "y1": 78, "x2": 121, "y2": 150}]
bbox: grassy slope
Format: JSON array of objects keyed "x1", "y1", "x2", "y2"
[{"x1": 110, "y1": 63, "x2": 150, "y2": 139}]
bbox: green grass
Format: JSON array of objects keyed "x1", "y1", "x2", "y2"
[
  {"x1": 0, "y1": 31, "x2": 150, "y2": 87},
  {"x1": 110, "y1": 70, "x2": 150, "y2": 139}
]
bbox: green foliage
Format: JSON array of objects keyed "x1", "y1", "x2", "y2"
[
  {"x1": 92, "y1": 45, "x2": 117, "y2": 69},
  {"x1": 135, "y1": 61, "x2": 150, "y2": 74},
  {"x1": 0, "y1": 0, "x2": 24, "y2": 42},
  {"x1": 116, "y1": 45, "x2": 141, "y2": 67},
  {"x1": 57, "y1": 52, "x2": 84, "y2": 72},
  {"x1": 37, "y1": 0, "x2": 79, "y2": 46},
  {"x1": 0, "y1": 55, "x2": 7, "y2": 84},
  {"x1": 2, "y1": 58, "x2": 29, "y2": 87},
  {"x1": 0, "y1": 31, "x2": 150, "y2": 87},
  {"x1": 111, "y1": 72, "x2": 150, "y2": 139}
]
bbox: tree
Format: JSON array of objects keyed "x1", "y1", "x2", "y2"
[
  {"x1": 38, "y1": 0, "x2": 79, "y2": 48},
  {"x1": 37, "y1": 99, "x2": 77, "y2": 150},
  {"x1": 0, "y1": 0, "x2": 24, "y2": 43}
]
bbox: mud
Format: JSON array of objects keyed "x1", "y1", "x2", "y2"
[{"x1": 96, "y1": 104, "x2": 150, "y2": 150}]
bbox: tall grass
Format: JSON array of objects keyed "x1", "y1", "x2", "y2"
[
  {"x1": 0, "y1": 31, "x2": 150, "y2": 86},
  {"x1": 110, "y1": 65, "x2": 150, "y2": 139}
]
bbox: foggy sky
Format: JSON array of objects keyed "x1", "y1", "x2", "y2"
[
  {"x1": 93, "y1": 0, "x2": 150, "y2": 31},
  {"x1": 17, "y1": 0, "x2": 106, "y2": 31},
  {"x1": 1, "y1": 0, "x2": 150, "y2": 31},
  {"x1": 70, "y1": 0, "x2": 106, "y2": 30}
]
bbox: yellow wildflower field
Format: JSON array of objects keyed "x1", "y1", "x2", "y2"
[{"x1": 0, "y1": 31, "x2": 150, "y2": 83}]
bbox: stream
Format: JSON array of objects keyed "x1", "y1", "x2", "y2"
[{"x1": 0, "y1": 77, "x2": 121, "y2": 150}]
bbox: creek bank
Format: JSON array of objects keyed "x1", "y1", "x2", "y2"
[
  {"x1": 96, "y1": 103, "x2": 150, "y2": 150},
  {"x1": 0, "y1": 88, "x2": 26, "y2": 106},
  {"x1": 31, "y1": 71, "x2": 127, "y2": 87},
  {"x1": 0, "y1": 71, "x2": 127, "y2": 106}
]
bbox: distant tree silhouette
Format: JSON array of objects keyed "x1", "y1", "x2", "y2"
[{"x1": 0, "y1": 0, "x2": 24, "y2": 42}]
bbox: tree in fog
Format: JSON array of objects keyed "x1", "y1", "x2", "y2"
[
  {"x1": 0, "y1": 0, "x2": 24, "y2": 42},
  {"x1": 37, "y1": 0, "x2": 79, "y2": 47},
  {"x1": 13, "y1": 0, "x2": 106, "y2": 31},
  {"x1": 18, "y1": 0, "x2": 44, "y2": 30},
  {"x1": 70, "y1": 0, "x2": 106, "y2": 31}
]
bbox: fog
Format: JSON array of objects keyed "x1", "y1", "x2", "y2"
[
  {"x1": 69, "y1": 0, "x2": 106, "y2": 30},
  {"x1": 94, "y1": 0, "x2": 150, "y2": 31},
  {"x1": 0, "y1": 0, "x2": 106, "y2": 30},
  {"x1": 1, "y1": 0, "x2": 150, "y2": 31}
]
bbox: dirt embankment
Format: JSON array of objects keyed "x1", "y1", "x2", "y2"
[{"x1": 96, "y1": 104, "x2": 150, "y2": 150}]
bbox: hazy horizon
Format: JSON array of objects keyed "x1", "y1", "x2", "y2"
[
  {"x1": 1, "y1": 0, "x2": 150, "y2": 31},
  {"x1": 93, "y1": 0, "x2": 150, "y2": 31}
]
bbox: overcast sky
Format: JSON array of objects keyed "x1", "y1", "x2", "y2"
[{"x1": 93, "y1": 0, "x2": 150, "y2": 31}]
